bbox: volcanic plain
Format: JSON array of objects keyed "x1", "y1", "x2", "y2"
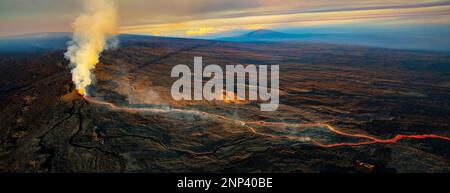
[{"x1": 1, "y1": 35, "x2": 449, "y2": 172}]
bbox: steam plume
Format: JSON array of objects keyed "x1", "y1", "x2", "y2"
[{"x1": 65, "y1": 0, "x2": 118, "y2": 96}]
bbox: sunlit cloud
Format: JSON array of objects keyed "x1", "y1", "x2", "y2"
[
  {"x1": 1, "y1": 0, "x2": 450, "y2": 37},
  {"x1": 185, "y1": 27, "x2": 216, "y2": 36},
  {"x1": 119, "y1": 3, "x2": 450, "y2": 37}
]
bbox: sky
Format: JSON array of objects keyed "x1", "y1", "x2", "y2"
[{"x1": 1, "y1": 0, "x2": 450, "y2": 38}]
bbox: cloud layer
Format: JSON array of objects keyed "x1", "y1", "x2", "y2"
[{"x1": 1, "y1": 0, "x2": 450, "y2": 37}]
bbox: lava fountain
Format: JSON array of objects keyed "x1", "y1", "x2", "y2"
[{"x1": 65, "y1": 0, "x2": 118, "y2": 96}]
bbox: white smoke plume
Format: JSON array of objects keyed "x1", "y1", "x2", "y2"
[{"x1": 65, "y1": 0, "x2": 118, "y2": 96}]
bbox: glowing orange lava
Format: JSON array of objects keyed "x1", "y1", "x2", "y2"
[
  {"x1": 83, "y1": 96, "x2": 450, "y2": 148},
  {"x1": 246, "y1": 121, "x2": 450, "y2": 148},
  {"x1": 76, "y1": 89, "x2": 85, "y2": 96},
  {"x1": 222, "y1": 90, "x2": 245, "y2": 104}
]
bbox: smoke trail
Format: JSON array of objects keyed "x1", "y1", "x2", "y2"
[{"x1": 65, "y1": 0, "x2": 118, "y2": 96}]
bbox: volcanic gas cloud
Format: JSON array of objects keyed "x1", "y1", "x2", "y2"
[{"x1": 65, "y1": 0, "x2": 118, "y2": 96}]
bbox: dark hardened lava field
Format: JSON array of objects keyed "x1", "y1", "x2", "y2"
[{"x1": 0, "y1": 36, "x2": 449, "y2": 172}]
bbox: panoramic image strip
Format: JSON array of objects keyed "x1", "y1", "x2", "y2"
[{"x1": 0, "y1": 0, "x2": 449, "y2": 190}]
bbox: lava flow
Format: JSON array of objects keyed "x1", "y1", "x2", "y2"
[
  {"x1": 246, "y1": 121, "x2": 450, "y2": 148},
  {"x1": 82, "y1": 95, "x2": 450, "y2": 148}
]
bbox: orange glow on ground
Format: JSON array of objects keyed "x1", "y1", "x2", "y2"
[
  {"x1": 83, "y1": 96, "x2": 450, "y2": 148},
  {"x1": 222, "y1": 90, "x2": 244, "y2": 104},
  {"x1": 247, "y1": 121, "x2": 450, "y2": 148},
  {"x1": 76, "y1": 89, "x2": 85, "y2": 96}
]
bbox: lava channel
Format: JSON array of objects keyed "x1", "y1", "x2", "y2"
[{"x1": 83, "y1": 96, "x2": 450, "y2": 148}]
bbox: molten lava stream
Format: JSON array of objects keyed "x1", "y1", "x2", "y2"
[
  {"x1": 247, "y1": 121, "x2": 450, "y2": 147},
  {"x1": 82, "y1": 96, "x2": 450, "y2": 148}
]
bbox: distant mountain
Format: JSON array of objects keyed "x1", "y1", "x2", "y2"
[
  {"x1": 218, "y1": 29, "x2": 360, "y2": 43},
  {"x1": 219, "y1": 29, "x2": 305, "y2": 42},
  {"x1": 218, "y1": 29, "x2": 450, "y2": 52},
  {"x1": 0, "y1": 32, "x2": 71, "y2": 54},
  {"x1": 0, "y1": 33, "x2": 155, "y2": 54},
  {"x1": 238, "y1": 29, "x2": 299, "y2": 39},
  {"x1": 1, "y1": 31, "x2": 449, "y2": 54}
]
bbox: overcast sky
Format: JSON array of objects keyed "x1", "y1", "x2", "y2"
[{"x1": 1, "y1": 0, "x2": 450, "y2": 37}]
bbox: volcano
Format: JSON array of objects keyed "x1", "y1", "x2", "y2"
[{"x1": 219, "y1": 29, "x2": 302, "y2": 42}]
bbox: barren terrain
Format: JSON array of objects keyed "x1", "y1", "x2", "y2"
[{"x1": 1, "y1": 36, "x2": 449, "y2": 172}]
